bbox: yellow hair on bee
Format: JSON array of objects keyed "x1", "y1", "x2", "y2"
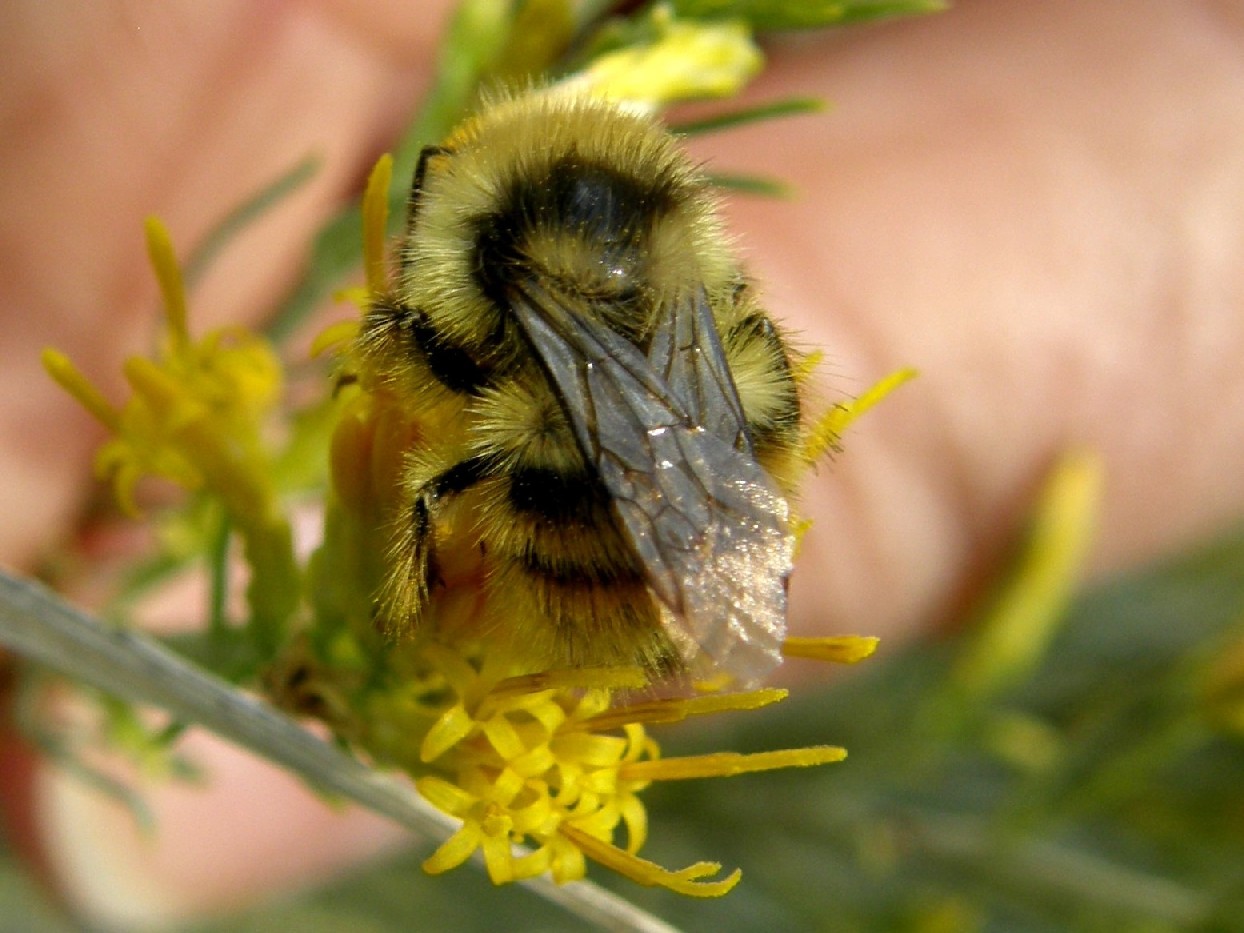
[{"x1": 358, "y1": 90, "x2": 805, "y2": 684}]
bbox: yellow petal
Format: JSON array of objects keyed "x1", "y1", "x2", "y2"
[
  {"x1": 550, "y1": 732, "x2": 629, "y2": 768},
  {"x1": 310, "y1": 319, "x2": 361, "y2": 359},
  {"x1": 560, "y1": 824, "x2": 741, "y2": 897},
  {"x1": 577, "y1": 688, "x2": 787, "y2": 732},
  {"x1": 621, "y1": 746, "x2": 846, "y2": 782},
  {"x1": 802, "y1": 367, "x2": 918, "y2": 463},
  {"x1": 481, "y1": 714, "x2": 525, "y2": 760},
  {"x1": 619, "y1": 794, "x2": 648, "y2": 854},
  {"x1": 421, "y1": 703, "x2": 476, "y2": 762},
  {"x1": 422, "y1": 823, "x2": 482, "y2": 875},
  {"x1": 362, "y1": 154, "x2": 393, "y2": 296},
  {"x1": 144, "y1": 217, "x2": 189, "y2": 351},
  {"x1": 415, "y1": 776, "x2": 476, "y2": 816},
  {"x1": 782, "y1": 636, "x2": 879, "y2": 664},
  {"x1": 952, "y1": 449, "x2": 1103, "y2": 696},
  {"x1": 482, "y1": 828, "x2": 517, "y2": 884},
  {"x1": 42, "y1": 349, "x2": 121, "y2": 431}
]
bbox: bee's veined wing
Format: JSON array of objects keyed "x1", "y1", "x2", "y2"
[
  {"x1": 645, "y1": 284, "x2": 753, "y2": 455},
  {"x1": 510, "y1": 281, "x2": 793, "y2": 686}
]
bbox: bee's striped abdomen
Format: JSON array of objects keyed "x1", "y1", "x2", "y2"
[{"x1": 475, "y1": 435, "x2": 670, "y2": 668}]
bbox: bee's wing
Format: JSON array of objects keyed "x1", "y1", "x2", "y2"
[
  {"x1": 510, "y1": 281, "x2": 793, "y2": 685},
  {"x1": 645, "y1": 284, "x2": 753, "y2": 454}
]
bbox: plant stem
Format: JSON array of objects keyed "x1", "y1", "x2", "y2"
[{"x1": 0, "y1": 570, "x2": 678, "y2": 933}]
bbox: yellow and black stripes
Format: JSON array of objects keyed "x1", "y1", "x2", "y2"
[{"x1": 359, "y1": 91, "x2": 803, "y2": 679}]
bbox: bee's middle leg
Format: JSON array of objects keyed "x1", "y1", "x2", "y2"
[{"x1": 387, "y1": 455, "x2": 494, "y2": 629}]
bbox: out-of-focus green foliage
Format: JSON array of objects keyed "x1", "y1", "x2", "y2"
[{"x1": 187, "y1": 524, "x2": 1244, "y2": 932}]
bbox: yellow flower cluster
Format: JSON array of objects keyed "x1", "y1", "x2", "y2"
[
  {"x1": 44, "y1": 220, "x2": 299, "y2": 645},
  {"x1": 417, "y1": 660, "x2": 744, "y2": 894},
  {"x1": 44, "y1": 220, "x2": 282, "y2": 518},
  {"x1": 268, "y1": 627, "x2": 858, "y2": 896}
]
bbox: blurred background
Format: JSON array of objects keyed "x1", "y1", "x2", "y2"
[{"x1": 2, "y1": 1, "x2": 1243, "y2": 930}]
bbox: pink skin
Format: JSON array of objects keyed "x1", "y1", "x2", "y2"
[{"x1": 1, "y1": 0, "x2": 1243, "y2": 923}]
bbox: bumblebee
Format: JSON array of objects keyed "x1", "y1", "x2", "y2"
[{"x1": 358, "y1": 91, "x2": 804, "y2": 685}]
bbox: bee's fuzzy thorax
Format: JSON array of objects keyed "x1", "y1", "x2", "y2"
[{"x1": 401, "y1": 92, "x2": 737, "y2": 355}]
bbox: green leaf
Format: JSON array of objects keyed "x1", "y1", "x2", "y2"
[
  {"x1": 264, "y1": 0, "x2": 512, "y2": 342},
  {"x1": 667, "y1": 0, "x2": 945, "y2": 32},
  {"x1": 670, "y1": 96, "x2": 825, "y2": 135},
  {"x1": 184, "y1": 156, "x2": 321, "y2": 288},
  {"x1": 706, "y1": 172, "x2": 793, "y2": 197}
]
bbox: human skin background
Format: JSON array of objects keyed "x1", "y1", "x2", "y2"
[{"x1": 1, "y1": 0, "x2": 1243, "y2": 925}]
